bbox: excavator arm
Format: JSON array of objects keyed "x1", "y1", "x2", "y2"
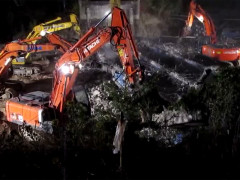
[
  {"x1": 26, "y1": 14, "x2": 80, "y2": 42},
  {"x1": 26, "y1": 17, "x2": 62, "y2": 40},
  {"x1": 45, "y1": 33, "x2": 72, "y2": 53},
  {"x1": 14, "y1": 14, "x2": 80, "y2": 63},
  {"x1": 50, "y1": 7, "x2": 142, "y2": 112},
  {"x1": 0, "y1": 41, "x2": 56, "y2": 78},
  {"x1": 110, "y1": 0, "x2": 121, "y2": 8},
  {"x1": 183, "y1": 0, "x2": 217, "y2": 44},
  {"x1": 0, "y1": 33, "x2": 72, "y2": 79},
  {"x1": 0, "y1": 51, "x2": 20, "y2": 79}
]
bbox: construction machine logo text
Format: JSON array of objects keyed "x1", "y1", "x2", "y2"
[
  {"x1": 10, "y1": 113, "x2": 23, "y2": 122},
  {"x1": 44, "y1": 24, "x2": 65, "y2": 31},
  {"x1": 84, "y1": 39, "x2": 100, "y2": 54},
  {"x1": 27, "y1": 45, "x2": 42, "y2": 51}
]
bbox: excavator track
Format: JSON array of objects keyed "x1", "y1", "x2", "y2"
[{"x1": 12, "y1": 64, "x2": 42, "y2": 76}]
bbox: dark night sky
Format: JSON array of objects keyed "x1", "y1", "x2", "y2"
[{"x1": 0, "y1": 0, "x2": 74, "y2": 43}]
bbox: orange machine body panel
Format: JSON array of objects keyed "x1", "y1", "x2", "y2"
[
  {"x1": 202, "y1": 45, "x2": 240, "y2": 61},
  {"x1": 5, "y1": 91, "x2": 49, "y2": 128}
]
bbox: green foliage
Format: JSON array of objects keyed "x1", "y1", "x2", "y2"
[
  {"x1": 64, "y1": 102, "x2": 116, "y2": 150},
  {"x1": 62, "y1": 75, "x2": 171, "y2": 149},
  {"x1": 178, "y1": 67, "x2": 240, "y2": 135},
  {"x1": 176, "y1": 87, "x2": 208, "y2": 119},
  {"x1": 103, "y1": 82, "x2": 140, "y2": 120},
  {"x1": 103, "y1": 80, "x2": 165, "y2": 119},
  {"x1": 202, "y1": 67, "x2": 240, "y2": 134}
]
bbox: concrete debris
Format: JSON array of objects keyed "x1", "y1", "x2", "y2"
[
  {"x1": 18, "y1": 122, "x2": 42, "y2": 142},
  {"x1": 138, "y1": 128, "x2": 158, "y2": 139},
  {"x1": 152, "y1": 107, "x2": 201, "y2": 126},
  {"x1": 88, "y1": 84, "x2": 117, "y2": 115},
  {"x1": 137, "y1": 127, "x2": 182, "y2": 146}
]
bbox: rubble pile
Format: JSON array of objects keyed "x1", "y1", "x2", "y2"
[
  {"x1": 88, "y1": 83, "x2": 117, "y2": 115},
  {"x1": 152, "y1": 107, "x2": 201, "y2": 126},
  {"x1": 137, "y1": 107, "x2": 201, "y2": 146},
  {"x1": 137, "y1": 127, "x2": 182, "y2": 146}
]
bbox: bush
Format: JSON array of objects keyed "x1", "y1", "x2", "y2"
[{"x1": 178, "y1": 67, "x2": 240, "y2": 136}]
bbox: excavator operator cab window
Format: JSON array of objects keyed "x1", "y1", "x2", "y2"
[{"x1": 42, "y1": 108, "x2": 56, "y2": 122}]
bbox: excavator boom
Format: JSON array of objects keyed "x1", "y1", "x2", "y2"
[
  {"x1": 26, "y1": 14, "x2": 80, "y2": 42},
  {"x1": 110, "y1": 0, "x2": 121, "y2": 8},
  {"x1": 50, "y1": 7, "x2": 142, "y2": 112},
  {"x1": 183, "y1": 0, "x2": 217, "y2": 44},
  {"x1": 13, "y1": 14, "x2": 80, "y2": 65},
  {"x1": 0, "y1": 43, "x2": 56, "y2": 77},
  {"x1": 45, "y1": 33, "x2": 72, "y2": 53}
]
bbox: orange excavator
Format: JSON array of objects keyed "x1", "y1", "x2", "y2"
[
  {"x1": 183, "y1": 0, "x2": 217, "y2": 44},
  {"x1": 5, "y1": 7, "x2": 143, "y2": 131},
  {"x1": 201, "y1": 45, "x2": 240, "y2": 64},
  {"x1": 0, "y1": 33, "x2": 72, "y2": 99},
  {"x1": 184, "y1": 0, "x2": 240, "y2": 64}
]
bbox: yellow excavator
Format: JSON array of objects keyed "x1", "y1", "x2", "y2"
[
  {"x1": 12, "y1": 13, "x2": 80, "y2": 65},
  {"x1": 110, "y1": 0, "x2": 120, "y2": 8}
]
